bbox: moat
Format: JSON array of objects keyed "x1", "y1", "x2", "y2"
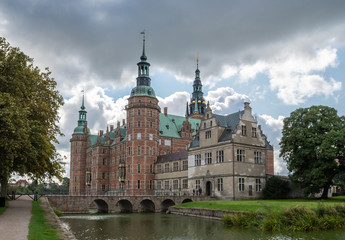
[{"x1": 60, "y1": 213, "x2": 345, "y2": 240}]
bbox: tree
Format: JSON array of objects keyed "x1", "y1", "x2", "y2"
[
  {"x1": 262, "y1": 176, "x2": 291, "y2": 199},
  {"x1": 0, "y1": 37, "x2": 64, "y2": 198},
  {"x1": 280, "y1": 106, "x2": 345, "y2": 198}
]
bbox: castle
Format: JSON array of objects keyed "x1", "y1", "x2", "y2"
[{"x1": 69, "y1": 36, "x2": 274, "y2": 200}]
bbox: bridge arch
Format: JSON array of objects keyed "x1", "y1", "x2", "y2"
[
  {"x1": 161, "y1": 199, "x2": 175, "y2": 212},
  {"x1": 90, "y1": 199, "x2": 109, "y2": 213},
  {"x1": 140, "y1": 199, "x2": 155, "y2": 212},
  {"x1": 182, "y1": 198, "x2": 193, "y2": 204},
  {"x1": 116, "y1": 199, "x2": 133, "y2": 213}
]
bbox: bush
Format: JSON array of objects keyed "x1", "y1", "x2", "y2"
[
  {"x1": 262, "y1": 176, "x2": 291, "y2": 199},
  {"x1": 53, "y1": 208, "x2": 62, "y2": 217}
]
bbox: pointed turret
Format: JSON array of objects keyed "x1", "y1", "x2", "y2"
[
  {"x1": 188, "y1": 57, "x2": 206, "y2": 119},
  {"x1": 74, "y1": 91, "x2": 90, "y2": 134},
  {"x1": 130, "y1": 32, "x2": 156, "y2": 97},
  {"x1": 185, "y1": 102, "x2": 189, "y2": 116}
]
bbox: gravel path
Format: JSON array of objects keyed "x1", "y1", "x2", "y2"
[{"x1": 0, "y1": 195, "x2": 32, "y2": 240}]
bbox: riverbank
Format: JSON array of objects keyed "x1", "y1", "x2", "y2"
[
  {"x1": 32, "y1": 197, "x2": 76, "y2": 240},
  {"x1": 171, "y1": 197, "x2": 345, "y2": 232}
]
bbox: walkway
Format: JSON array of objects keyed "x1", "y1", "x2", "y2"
[{"x1": 0, "y1": 195, "x2": 32, "y2": 240}]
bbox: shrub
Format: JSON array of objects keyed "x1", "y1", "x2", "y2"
[
  {"x1": 262, "y1": 176, "x2": 291, "y2": 199},
  {"x1": 53, "y1": 208, "x2": 62, "y2": 217}
]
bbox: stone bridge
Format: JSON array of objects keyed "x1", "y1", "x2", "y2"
[{"x1": 47, "y1": 195, "x2": 212, "y2": 213}]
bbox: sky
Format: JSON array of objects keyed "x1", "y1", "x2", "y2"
[{"x1": 1, "y1": 0, "x2": 345, "y2": 178}]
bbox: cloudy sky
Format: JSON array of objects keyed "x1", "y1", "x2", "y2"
[{"x1": 1, "y1": 0, "x2": 345, "y2": 177}]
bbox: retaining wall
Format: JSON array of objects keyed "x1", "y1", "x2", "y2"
[{"x1": 169, "y1": 206, "x2": 247, "y2": 220}]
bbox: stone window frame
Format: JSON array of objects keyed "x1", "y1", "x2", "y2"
[
  {"x1": 183, "y1": 160, "x2": 188, "y2": 170},
  {"x1": 194, "y1": 154, "x2": 201, "y2": 166},
  {"x1": 182, "y1": 179, "x2": 188, "y2": 189},
  {"x1": 137, "y1": 180, "x2": 141, "y2": 189},
  {"x1": 195, "y1": 179, "x2": 201, "y2": 189},
  {"x1": 137, "y1": 164, "x2": 141, "y2": 173},
  {"x1": 164, "y1": 163, "x2": 170, "y2": 172},
  {"x1": 137, "y1": 132, "x2": 141, "y2": 140},
  {"x1": 173, "y1": 180, "x2": 179, "y2": 189},
  {"x1": 217, "y1": 178, "x2": 223, "y2": 191},
  {"x1": 241, "y1": 125, "x2": 247, "y2": 136},
  {"x1": 137, "y1": 146, "x2": 141, "y2": 155},
  {"x1": 164, "y1": 180, "x2": 170, "y2": 190},
  {"x1": 236, "y1": 149, "x2": 245, "y2": 162},
  {"x1": 173, "y1": 162, "x2": 179, "y2": 171},
  {"x1": 239, "y1": 178, "x2": 245, "y2": 191},
  {"x1": 252, "y1": 127, "x2": 257, "y2": 137},
  {"x1": 157, "y1": 164, "x2": 162, "y2": 173},
  {"x1": 256, "y1": 178, "x2": 262, "y2": 192},
  {"x1": 205, "y1": 130, "x2": 211, "y2": 139},
  {"x1": 254, "y1": 151, "x2": 262, "y2": 164},
  {"x1": 157, "y1": 180, "x2": 162, "y2": 190},
  {"x1": 216, "y1": 150, "x2": 224, "y2": 163},
  {"x1": 205, "y1": 152, "x2": 212, "y2": 165}
]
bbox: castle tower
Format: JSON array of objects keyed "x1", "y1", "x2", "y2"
[
  {"x1": 125, "y1": 33, "x2": 161, "y2": 195},
  {"x1": 70, "y1": 92, "x2": 90, "y2": 195},
  {"x1": 188, "y1": 57, "x2": 206, "y2": 119}
]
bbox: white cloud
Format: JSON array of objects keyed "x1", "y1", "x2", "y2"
[
  {"x1": 158, "y1": 91, "x2": 190, "y2": 116},
  {"x1": 206, "y1": 87, "x2": 250, "y2": 114},
  {"x1": 258, "y1": 114, "x2": 284, "y2": 132}
]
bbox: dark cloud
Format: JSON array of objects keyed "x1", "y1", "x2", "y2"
[{"x1": 1, "y1": 0, "x2": 345, "y2": 95}]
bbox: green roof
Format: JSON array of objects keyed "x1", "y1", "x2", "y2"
[
  {"x1": 73, "y1": 125, "x2": 90, "y2": 134},
  {"x1": 159, "y1": 113, "x2": 201, "y2": 138},
  {"x1": 130, "y1": 85, "x2": 156, "y2": 97}
]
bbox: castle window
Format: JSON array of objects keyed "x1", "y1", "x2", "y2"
[
  {"x1": 164, "y1": 180, "x2": 170, "y2": 190},
  {"x1": 194, "y1": 154, "x2": 201, "y2": 166},
  {"x1": 242, "y1": 126, "x2": 247, "y2": 136},
  {"x1": 165, "y1": 163, "x2": 170, "y2": 172},
  {"x1": 102, "y1": 158, "x2": 106, "y2": 165},
  {"x1": 182, "y1": 179, "x2": 188, "y2": 189},
  {"x1": 150, "y1": 122, "x2": 153, "y2": 128},
  {"x1": 164, "y1": 139, "x2": 171, "y2": 146},
  {"x1": 173, "y1": 180, "x2": 178, "y2": 189},
  {"x1": 149, "y1": 146, "x2": 153, "y2": 156},
  {"x1": 150, "y1": 164, "x2": 153, "y2": 173},
  {"x1": 128, "y1": 134, "x2": 131, "y2": 141},
  {"x1": 205, "y1": 131, "x2": 211, "y2": 139},
  {"x1": 138, "y1": 121, "x2": 141, "y2": 127},
  {"x1": 157, "y1": 180, "x2": 162, "y2": 190},
  {"x1": 137, "y1": 180, "x2": 141, "y2": 189},
  {"x1": 137, "y1": 133, "x2": 141, "y2": 140},
  {"x1": 216, "y1": 150, "x2": 224, "y2": 163},
  {"x1": 138, "y1": 109, "x2": 141, "y2": 116},
  {"x1": 138, "y1": 99, "x2": 141, "y2": 103},
  {"x1": 210, "y1": 121, "x2": 212, "y2": 127},
  {"x1": 138, "y1": 146, "x2": 141, "y2": 155},
  {"x1": 254, "y1": 151, "x2": 262, "y2": 164},
  {"x1": 103, "y1": 149, "x2": 107, "y2": 154},
  {"x1": 149, "y1": 180, "x2": 153, "y2": 189},
  {"x1": 150, "y1": 110, "x2": 152, "y2": 117},
  {"x1": 256, "y1": 179, "x2": 262, "y2": 192},
  {"x1": 205, "y1": 152, "x2": 212, "y2": 164},
  {"x1": 173, "y1": 162, "x2": 179, "y2": 171},
  {"x1": 239, "y1": 178, "x2": 245, "y2": 191},
  {"x1": 128, "y1": 147, "x2": 131, "y2": 155},
  {"x1": 196, "y1": 180, "x2": 200, "y2": 189},
  {"x1": 252, "y1": 127, "x2": 257, "y2": 137},
  {"x1": 204, "y1": 122, "x2": 206, "y2": 128},
  {"x1": 102, "y1": 172, "x2": 106, "y2": 179},
  {"x1": 183, "y1": 160, "x2": 188, "y2": 170},
  {"x1": 218, "y1": 178, "x2": 223, "y2": 191},
  {"x1": 237, "y1": 149, "x2": 245, "y2": 162},
  {"x1": 157, "y1": 164, "x2": 162, "y2": 173},
  {"x1": 149, "y1": 134, "x2": 153, "y2": 140},
  {"x1": 74, "y1": 176, "x2": 77, "y2": 183},
  {"x1": 137, "y1": 164, "x2": 141, "y2": 173}
]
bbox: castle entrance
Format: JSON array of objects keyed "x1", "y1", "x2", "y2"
[{"x1": 206, "y1": 181, "x2": 212, "y2": 196}]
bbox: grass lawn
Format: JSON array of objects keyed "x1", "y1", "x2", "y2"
[
  {"x1": 175, "y1": 196, "x2": 345, "y2": 213},
  {"x1": 0, "y1": 201, "x2": 8, "y2": 215},
  {"x1": 28, "y1": 200, "x2": 62, "y2": 240}
]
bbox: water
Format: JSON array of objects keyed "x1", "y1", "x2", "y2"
[{"x1": 60, "y1": 213, "x2": 345, "y2": 240}]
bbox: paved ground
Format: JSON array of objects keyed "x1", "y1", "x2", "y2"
[{"x1": 0, "y1": 195, "x2": 32, "y2": 240}]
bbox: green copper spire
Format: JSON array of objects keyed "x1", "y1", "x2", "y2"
[
  {"x1": 74, "y1": 91, "x2": 90, "y2": 134},
  {"x1": 189, "y1": 57, "x2": 206, "y2": 116},
  {"x1": 130, "y1": 32, "x2": 156, "y2": 98}
]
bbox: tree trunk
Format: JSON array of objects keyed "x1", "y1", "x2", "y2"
[
  {"x1": 1, "y1": 179, "x2": 8, "y2": 198},
  {"x1": 321, "y1": 182, "x2": 331, "y2": 199}
]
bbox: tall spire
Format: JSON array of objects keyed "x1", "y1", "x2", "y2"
[
  {"x1": 74, "y1": 91, "x2": 90, "y2": 134},
  {"x1": 81, "y1": 90, "x2": 85, "y2": 110},
  {"x1": 140, "y1": 31, "x2": 147, "y2": 61}
]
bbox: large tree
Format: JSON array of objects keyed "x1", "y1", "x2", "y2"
[
  {"x1": 280, "y1": 105, "x2": 345, "y2": 198},
  {"x1": 0, "y1": 37, "x2": 64, "y2": 197}
]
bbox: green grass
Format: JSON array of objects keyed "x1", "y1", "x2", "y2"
[
  {"x1": 28, "y1": 200, "x2": 62, "y2": 240},
  {"x1": 176, "y1": 197, "x2": 345, "y2": 213},
  {"x1": 0, "y1": 201, "x2": 8, "y2": 215}
]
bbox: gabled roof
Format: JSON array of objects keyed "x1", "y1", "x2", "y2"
[
  {"x1": 159, "y1": 113, "x2": 200, "y2": 138},
  {"x1": 213, "y1": 110, "x2": 244, "y2": 132}
]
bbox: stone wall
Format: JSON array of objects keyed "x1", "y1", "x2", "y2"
[{"x1": 169, "y1": 206, "x2": 247, "y2": 220}]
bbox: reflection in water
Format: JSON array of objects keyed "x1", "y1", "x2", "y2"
[{"x1": 60, "y1": 213, "x2": 345, "y2": 240}]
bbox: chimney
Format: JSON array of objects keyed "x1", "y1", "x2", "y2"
[
  {"x1": 110, "y1": 125, "x2": 114, "y2": 131},
  {"x1": 244, "y1": 102, "x2": 250, "y2": 109},
  {"x1": 122, "y1": 119, "x2": 125, "y2": 125},
  {"x1": 164, "y1": 107, "x2": 168, "y2": 116},
  {"x1": 258, "y1": 125, "x2": 261, "y2": 130},
  {"x1": 99, "y1": 130, "x2": 104, "y2": 136}
]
